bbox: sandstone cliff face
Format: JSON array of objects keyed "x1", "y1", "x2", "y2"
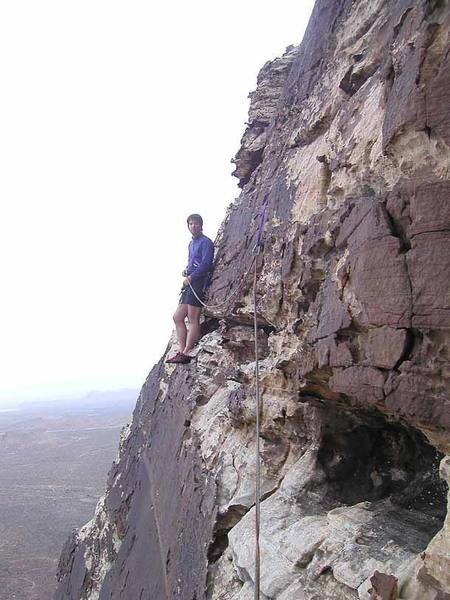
[{"x1": 55, "y1": 1, "x2": 450, "y2": 599}]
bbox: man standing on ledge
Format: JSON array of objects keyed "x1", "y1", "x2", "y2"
[{"x1": 166, "y1": 214, "x2": 214, "y2": 364}]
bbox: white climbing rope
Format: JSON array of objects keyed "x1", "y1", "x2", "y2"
[
  {"x1": 186, "y1": 195, "x2": 269, "y2": 599},
  {"x1": 185, "y1": 255, "x2": 257, "y2": 311},
  {"x1": 252, "y1": 252, "x2": 262, "y2": 600}
]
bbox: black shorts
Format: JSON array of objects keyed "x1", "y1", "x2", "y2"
[{"x1": 179, "y1": 277, "x2": 208, "y2": 308}]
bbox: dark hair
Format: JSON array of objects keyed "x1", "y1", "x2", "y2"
[{"x1": 187, "y1": 213, "x2": 203, "y2": 227}]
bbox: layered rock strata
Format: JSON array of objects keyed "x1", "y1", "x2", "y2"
[{"x1": 55, "y1": 0, "x2": 450, "y2": 598}]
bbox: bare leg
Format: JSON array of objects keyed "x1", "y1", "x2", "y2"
[
  {"x1": 183, "y1": 305, "x2": 202, "y2": 354},
  {"x1": 173, "y1": 304, "x2": 189, "y2": 351}
]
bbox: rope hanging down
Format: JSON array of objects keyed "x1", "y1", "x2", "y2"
[
  {"x1": 252, "y1": 255, "x2": 262, "y2": 600},
  {"x1": 251, "y1": 192, "x2": 268, "y2": 600},
  {"x1": 188, "y1": 192, "x2": 270, "y2": 600}
]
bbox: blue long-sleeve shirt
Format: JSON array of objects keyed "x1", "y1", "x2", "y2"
[{"x1": 186, "y1": 234, "x2": 214, "y2": 281}]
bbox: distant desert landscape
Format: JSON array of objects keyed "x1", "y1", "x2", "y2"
[{"x1": 0, "y1": 390, "x2": 137, "y2": 600}]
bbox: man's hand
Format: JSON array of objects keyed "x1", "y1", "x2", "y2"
[{"x1": 183, "y1": 276, "x2": 192, "y2": 287}]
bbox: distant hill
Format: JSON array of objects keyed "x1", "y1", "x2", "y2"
[{"x1": 19, "y1": 388, "x2": 139, "y2": 415}]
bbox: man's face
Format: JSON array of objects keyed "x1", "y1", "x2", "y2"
[{"x1": 188, "y1": 219, "x2": 202, "y2": 237}]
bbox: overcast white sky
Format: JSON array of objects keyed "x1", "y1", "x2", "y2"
[{"x1": 0, "y1": 0, "x2": 315, "y2": 406}]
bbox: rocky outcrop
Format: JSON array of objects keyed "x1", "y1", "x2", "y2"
[{"x1": 55, "y1": 1, "x2": 450, "y2": 598}]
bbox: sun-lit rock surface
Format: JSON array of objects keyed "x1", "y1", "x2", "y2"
[{"x1": 55, "y1": 1, "x2": 449, "y2": 598}]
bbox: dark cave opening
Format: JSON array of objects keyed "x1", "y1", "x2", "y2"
[
  {"x1": 207, "y1": 504, "x2": 248, "y2": 564},
  {"x1": 317, "y1": 418, "x2": 447, "y2": 524}
]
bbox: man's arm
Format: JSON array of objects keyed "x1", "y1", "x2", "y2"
[
  {"x1": 189, "y1": 238, "x2": 214, "y2": 280},
  {"x1": 184, "y1": 240, "x2": 193, "y2": 277}
]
